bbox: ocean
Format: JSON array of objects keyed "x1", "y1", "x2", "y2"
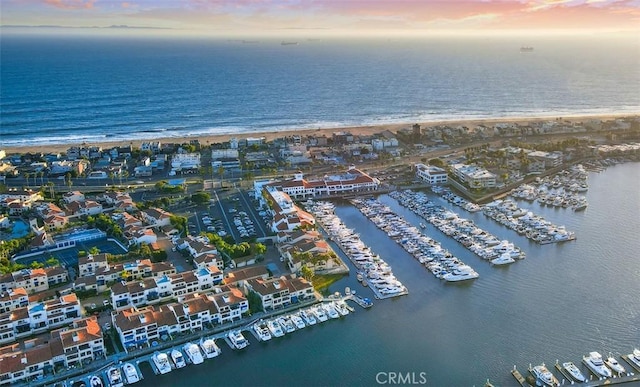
[
  {"x1": 134, "y1": 162, "x2": 640, "y2": 386},
  {"x1": 1, "y1": 34, "x2": 639, "y2": 147}
]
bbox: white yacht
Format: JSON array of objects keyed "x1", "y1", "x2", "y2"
[
  {"x1": 562, "y1": 361, "x2": 586, "y2": 382},
  {"x1": 90, "y1": 375, "x2": 104, "y2": 387},
  {"x1": 323, "y1": 303, "x2": 340, "y2": 319},
  {"x1": 628, "y1": 348, "x2": 640, "y2": 369},
  {"x1": 605, "y1": 355, "x2": 626, "y2": 374},
  {"x1": 277, "y1": 316, "x2": 296, "y2": 333},
  {"x1": 300, "y1": 309, "x2": 317, "y2": 325},
  {"x1": 182, "y1": 342, "x2": 204, "y2": 365},
  {"x1": 442, "y1": 265, "x2": 479, "y2": 282},
  {"x1": 334, "y1": 301, "x2": 350, "y2": 316},
  {"x1": 122, "y1": 363, "x2": 139, "y2": 384},
  {"x1": 531, "y1": 364, "x2": 559, "y2": 387},
  {"x1": 199, "y1": 338, "x2": 221, "y2": 359},
  {"x1": 107, "y1": 366, "x2": 124, "y2": 387},
  {"x1": 290, "y1": 314, "x2": 306, "y2": 330},
  {"x1": 490, "y1": 253, "x2": 515, "y2": 265},
  {"x1": 267, "y1": 319, "x2": 285, "y2": 337},
  {"x1": 227, "y1": 330, "x2": 248, "y2": 349},
  {"x1": 170, "y1": 349, "x2": 187, "y2": 369},
  {"x1": 313, "y1": 305, "x2": 328, "y2": 322},
  {"x1": 152, "y1": 352, "x2": 172, "y2": 374},
  {"x1": 583, "y1": 351, "x2": 612, "y2": 377},
  {"x1": 252, "y1": 321, "x2": 272, "y2": 341}
]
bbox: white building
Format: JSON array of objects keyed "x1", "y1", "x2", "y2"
[
  {"x1": 415, "y1": 164, "x2": 448, "y2": 185},
  {"x1": 451, "y1": 164, "x2": 497, "y2": 189}
]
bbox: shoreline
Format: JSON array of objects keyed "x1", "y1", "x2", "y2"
[{"x1": 3, "y1": 112, "x2": 637, "y2": 154}]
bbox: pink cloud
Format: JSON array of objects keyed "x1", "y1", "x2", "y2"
[{"x1": 43, "y1": 0, "x2": 95, "y2": 10}]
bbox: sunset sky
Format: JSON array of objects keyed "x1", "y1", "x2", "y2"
[{"x1": 1, "y1": 0, "x2": 639, "y2": 37}]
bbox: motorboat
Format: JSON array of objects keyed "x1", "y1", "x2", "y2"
[
  {"x1": 182, "y1": 342, "x2": 204, "y2": 365},
  {"x1": 583, "y1": 351, "x2": 612, "y2": 377},
  {"x1": 605, "y1": 355, "x2": 626, "y2": 374},
  {"x1": 300, "y1": 309, "x2": 317, "y2": 325},
  {"x1": 152, "y1": 352, "x2": 172, "y2": 374},
  {"x1": 562, "y1": 362, "x2": 586, "y2": 382},
  {"x1": 267, "y1": 319, "x2": 285, "y2": 337},
  {"x1": 199, "y1": 338, "x2": 221, "y2": 358},
  {"x1": 277, "y1": 316, "x2": 296, "y2": 333},
  {"x1": 531, "y1": 364, "x2": 559, "y2": 386},
  {"x1": 334, "y1": 301, "x2": 350, "y2": 316},
  {"x1": 170, "y1": 349, "x2": 187, "y2": 369},
  {"x1": 122, "y1": 363, "x2": 139, "y2": 384},
  {"x1": 313, "y1": 305, "x2": 328, "y2": 322},
  {"x1": 628, "y1": 348, "x2": 640, "y2": 369},
  {"x1": 107, "y1": 366, "x2": 124, "y2": 387},
  {"x1": 252, "y1": 321, "x2": 272, "y2": 341},
  {"x1": 227, "y1": 330, "x2": 249, "y2": 349},
  {"x1": 323, "y1": 303, "x2": 340, "y2": 319},
  {"x1": 490, "y1": 253, "x2": 515, "y2": 265},
  {"x1": 442, "y1": 265, "x2": 479, "y2": 282},
  {"x1": 90, "y1": 375, "x2": 104, "y2": 387},
  {"x1": 290, "y1": 314, "x2": 306, "y2": 330}
]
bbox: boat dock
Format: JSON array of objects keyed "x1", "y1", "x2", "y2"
[
  {"x1": 622, "y1": 354, "x2": 640, "y2": 372},
  {"x1": 510, "y1": 366, "x2": 528, "y2": 386},
  {"x1": 554, "y1": 362, "x2": 573, "y2": 382}
]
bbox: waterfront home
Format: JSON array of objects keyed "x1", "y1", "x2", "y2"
[
  {"x1": 246, "y1": 274, "x2": 315, "y2": 311},
  {"x1": 414, "y1": 163, "x2": 448, "y2": 185},
  {"x1": 112, "y1": 292, "x2": 230, "y2": 352},
  {"x1": 0, "y1": 294, "x2": 82, "y2": 345},
  {"x1": 209, "y1": 286, "x2": 249, "y2": 324},
  {"x1": 0, "y1": 316, "x2": 105, "y2": 385}
]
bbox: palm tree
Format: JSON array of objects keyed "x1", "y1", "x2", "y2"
[{"x1": 218, "y1": 166, "x2": 225, "y2": 187}]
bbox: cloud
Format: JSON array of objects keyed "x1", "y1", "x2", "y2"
[{"x1": 43, "y1": 0, "x2": 95, "y2": 9}]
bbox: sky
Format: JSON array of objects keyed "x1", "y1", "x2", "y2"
[{"x1": 1, "y1": 0, "x2": 639, "y2": 37}]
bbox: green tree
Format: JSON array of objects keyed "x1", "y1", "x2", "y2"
[
  {"x1": 88, "y1": 246, "x2": 100, "y2": 255},
  {"x1": 300, "y1": 265, "x2": 315, "y2": 282},
  {"x1": 191, "y1": 191, "x2": 211, "y2": 204}
]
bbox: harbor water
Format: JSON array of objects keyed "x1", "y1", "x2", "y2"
[{"x1": 136, "y1": 163, "x2": 639, "y2": 386}]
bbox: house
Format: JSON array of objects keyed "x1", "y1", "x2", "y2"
[
  {"x1": 66, "y1": 200, "x2": 103, "y2": 216},
  {"x1": 112, "y1": 293, "x2": 218, "y2": 353},
  {"x1": 0, "y1": 315, "x2": 104, "y2": 385},
  {"x1": 78, "y1": 254, "x2": 110, "y2": 277},
  {"x1": 209, "y1": 286, "x2": 248, "y2": 324},
  {"x1": 62, "y1": 191, "x2": 85, "y2": 204},
  {"x1": 223, "y1": 266, "x2": 270, "y2": 287},
  {"x1": 0, "y1": 288, "x2": 29, "y2": 314},
  {"x1": 125, "y1": 227, "x2": 157, "y2": 246},
  {"x1": 0, "y1": 294, "x2": 82, "y2": 345},
  {"x1": 141, "y1": 208, "x2": 172, "y2": 228},
  {"x1": 43, "y1": 215, "x2": 69, "y2": 231}
]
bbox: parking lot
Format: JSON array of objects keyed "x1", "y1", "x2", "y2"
[{"x1": 187, "y1": 188, "x2": 272, "y2": 243}]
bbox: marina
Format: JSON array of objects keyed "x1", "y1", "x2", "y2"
[
  {"x1": 390, "y1": 190, "x2": 524, "y2": 265},
  {"x1": 305, "y1": 200, "x2": 408, "y2": 299},
  {"x1": 351, "y1": 197, "x2": 479, "y2": 281}
]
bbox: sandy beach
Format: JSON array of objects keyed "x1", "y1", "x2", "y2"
[{"x1": 3, "y1": 113, "x2": 637, "y2": 155}]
